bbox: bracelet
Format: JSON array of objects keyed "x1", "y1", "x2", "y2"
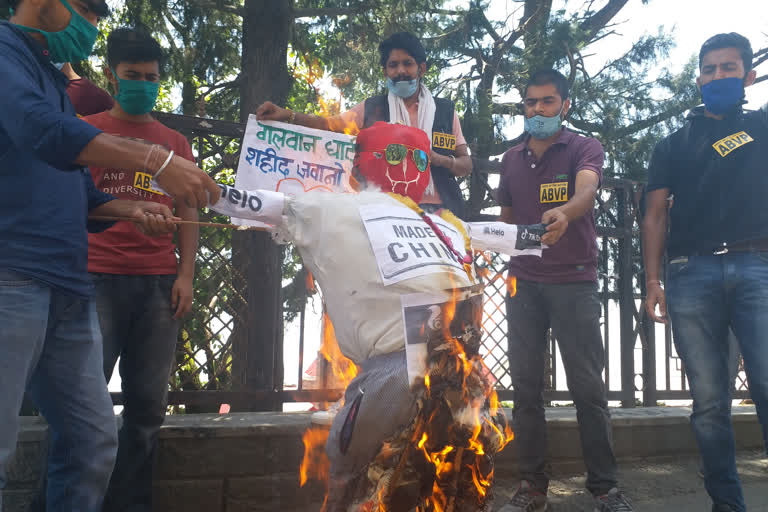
[
  {"x1": 449, "y1": 154, "x2": 456, "y2": 169},
  {"x1": 154, "y1": 150, "x2": 175, "y2": 180},
  {"x1": 646, "y1": 279, "x2": 663, "y2": 286},
  {"x1": 143, "y1": 144, "x2": 159, "y2": 171},
  {"x1": 287, "y1": 109, "x2": 296, "y2": 124}
]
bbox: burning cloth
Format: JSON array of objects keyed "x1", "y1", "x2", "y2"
[{"x1": 212, "y1": 123, "x2": 544, "y2": 511}]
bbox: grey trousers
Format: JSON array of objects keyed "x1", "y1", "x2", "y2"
[
  {"x1": 325, "y1": 351, "x2": 418, "y2": 511},
  {"x1": 506, "y1": 279, "x2": 617, "y2": 495}
]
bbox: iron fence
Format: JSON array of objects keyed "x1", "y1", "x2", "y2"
[{"x1": 109, "y1": 113, "x2": 749, "y2": 411}]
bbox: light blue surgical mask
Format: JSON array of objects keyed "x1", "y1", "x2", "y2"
[
  {"x1": 387, "y1": 77, "x2": 419, "y2": 98},
  {"x1": 524, "y1": 104, "x2": 565, "y2": 139},
  {"x1": 54, "y1": 62, "x2": 66, "y2": 70}
]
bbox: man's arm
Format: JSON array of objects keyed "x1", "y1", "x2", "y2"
[
  {"x1": 430, "y1": 144, "x2": 472, "y2": 177},
  {"x1": 255, "y1": 101, "x2": 333, "y2": 131},
  {"x1": 0, "y1": 45, "x2": 218, "y2": 208},
  {"x1": 642, "y1": 188, "x2": 671, "y2": 323},
  {"x1": 172, "y1": 201, "x2": 198, "y2": 319},
  {"x1": 541, "y1": 170, "x2": 599, "y2": 246},
  {"x1": 89, "y1": 199, "x2": 177, "y2": 237},
  {"x1": 75, "y1": 136, "x2": 220, "y2": 209}
]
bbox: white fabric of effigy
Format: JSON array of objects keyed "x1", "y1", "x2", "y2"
[{"x1": 211, "y1": 186, "x2": 543, "y2": 365}]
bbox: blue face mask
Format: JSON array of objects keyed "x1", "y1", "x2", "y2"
[
  {"x1": 701, "y1": 77, "x2": 745, "y2": 115},
  {"x1": 387, "y1": 77, "x2": 419, "y2": 98},
  {"x1": 524, "y1": 105, "x2": 564, "y2": 139}
]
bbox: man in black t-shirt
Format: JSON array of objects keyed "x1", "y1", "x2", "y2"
[{"x1": 642, "y1": 33, "x2": 767, "y2": 512}]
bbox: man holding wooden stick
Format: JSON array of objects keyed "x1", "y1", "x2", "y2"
[{"x1": 0, "y1": 1, "x2": 219, "y2": 510}]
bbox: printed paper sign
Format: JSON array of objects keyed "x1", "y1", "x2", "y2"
[
  {"x1": 359, "y1": 203, "x2": 467, "y2": 286},
  {"x1": 401, "y1": 290, "x2": 482, "y2": 385},
  {"x1": 467, "y1": 222, "x2": 545, "y2": 256},
  {"x1": 232, "y1": 116, "x2": 355, "y2": 225}
]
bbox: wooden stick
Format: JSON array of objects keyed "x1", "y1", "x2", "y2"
[{"x1": 88, "y1": 216, "x2": 267, "y2": 231}]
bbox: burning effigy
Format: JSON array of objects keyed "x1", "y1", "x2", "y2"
[{"x1": 211, "y1": 122, "x2": 545, "y2": 511}]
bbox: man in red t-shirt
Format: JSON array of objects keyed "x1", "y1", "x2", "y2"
[{"x1": 82, "y1": 27, "x2": 198, "y2": 511}]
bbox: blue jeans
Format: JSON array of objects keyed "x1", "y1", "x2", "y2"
[
  {"x1": 667, "y1": 252, "x2": 768, "y2": 511},
  {"x1": 0, "y1": 270, "x2": 117, "y2": 511},
  {"x1": 94, "y1": 274, "x2": 179, "y2": 512}
]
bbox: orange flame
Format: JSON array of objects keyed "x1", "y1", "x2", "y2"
[
  {"x1": 506, "y1": 274, "x2": 517, "y2": 297},
  {"x1": 320, "y1": 312, "x2": 358, "y2": 389},
  {"x1": 292, "y1": 51, "x2": 360, "y2": 136},
  {"x1": 299, "y1": 427, "x2": 330, "y2": 487},
  {"x1": 489, "y1": 390, "x2": 500, "y2": 416},
  {"x1": 305, "y1": 270, "x2": 315, "y2": 293}
]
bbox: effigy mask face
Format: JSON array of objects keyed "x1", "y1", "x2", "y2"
[{"x1": 353, "y1": 122, "x2": 431, "y2": 202}]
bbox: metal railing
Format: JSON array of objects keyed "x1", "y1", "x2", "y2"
[{"x1": 111, "y1": 113, "x2": 748, "y2": 411}]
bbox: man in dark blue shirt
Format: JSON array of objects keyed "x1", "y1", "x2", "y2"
[{"x1": 0, "y1": 1, "x2": 220, "y2": 510}]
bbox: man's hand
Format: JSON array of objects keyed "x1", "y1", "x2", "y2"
[
  {"x1": 541, "y1": 208, "x2": 569, "y2": 246},
  {"x1": 128, "y1": 201, "x2": 178, "y2": 236},
  {"x1": 645, "y1": 282, "x2": 668, "y2": 323},
  {"x1": 255, "y1": 101, "x2": 291, "y2": 122},
  {"x1": 155, "y1": 156, "x2": 221, "y2": 209},
  {"x1": 171, "y1": 274, "x2": 194, "y2": 319}
]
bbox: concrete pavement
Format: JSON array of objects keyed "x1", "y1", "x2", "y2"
[{"x1": 490, "y1": 450, "x2": 768, "y2": 511}]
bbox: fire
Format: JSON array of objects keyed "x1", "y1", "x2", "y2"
[
  {"x1": 292, "y1": 51, "x2": 360, "y2": 136},
  {"x1": 489, "y1": 390, "x2": 499, "y2": 416},
  {"x1": 299, "y1": 427, "x2": 330, "y2": 487},
  {"x1": 319, "y1": 312, "x2": 359, "y2": 389},
  {"x1": 305, "y1": 270, "x2": 316, "y2": 293},
  {"x1": 506, "y1": 274, "x2": 517, "y2": 297}
]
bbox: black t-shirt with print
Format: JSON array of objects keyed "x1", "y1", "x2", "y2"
[{"x1": 647, "y1": 106, "x2": 768, "y2": 258}]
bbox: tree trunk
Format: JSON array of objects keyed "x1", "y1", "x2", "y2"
[{"x1": 230, "y1": 0, "x2": 292, "y2": 411}]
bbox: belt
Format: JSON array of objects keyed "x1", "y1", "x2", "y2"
[{"x1": 689, "y1": 238, "x2": 768, "y2": 256}]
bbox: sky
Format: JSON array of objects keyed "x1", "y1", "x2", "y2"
[{"x1": 483, "y1": 0, "x2": 768, "y2": 138}]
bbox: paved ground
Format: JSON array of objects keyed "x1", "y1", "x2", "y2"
[{"x1": 489, "y1": 450, "x2": 768, "y2": 511}]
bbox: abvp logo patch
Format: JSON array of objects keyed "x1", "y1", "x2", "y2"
[
  {"x1": 432, "y1": 132, "x2": 456, "y2": 151},
  {"x1": 712, "y1": 131, "x2": 753, "y2": 157}
]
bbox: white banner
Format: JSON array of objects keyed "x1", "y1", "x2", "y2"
[
  {"x1": 359, "y1": 203, "x2": 467, "y2": 286},
  {"x1": 233, "y1": 116, "x2": 355, "y2": 225}
]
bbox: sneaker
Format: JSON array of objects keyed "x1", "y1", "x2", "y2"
[
  {"x1": 712, "y1": 505, "x2": 736, "y2": 512},
  {"x1": 594, "y1": 488, "x2": 632, "y2": 511},
  {"x1": 497, "y1": 480, "x2": 548, "y2": 512}
]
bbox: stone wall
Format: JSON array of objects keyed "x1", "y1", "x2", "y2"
[{"x1": 4, "y1": 407, "x2": 762, "y2": 512}]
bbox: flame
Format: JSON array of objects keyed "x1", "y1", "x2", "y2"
[
  {"x1": 319, "y1": 312, "x2": 358, "y2": 389},
  {"x1": 292, "y1": 51, "x2": 360, "y2": 136},
  {"x1": 299, "y1": 427, "x2": 330, "y2": 487},
  {"x1": 305, "y1": 270, "x2": 315, "y2": 292},
  {"x1": 489, "y1": 390, "x2": 499, "y2": 416},
  {"x1": 298, "y1": 313, "x2": 358, "y2": 506},
  {"x1": 506, "y1": 274, "x2": 517, "y2": 297}
]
